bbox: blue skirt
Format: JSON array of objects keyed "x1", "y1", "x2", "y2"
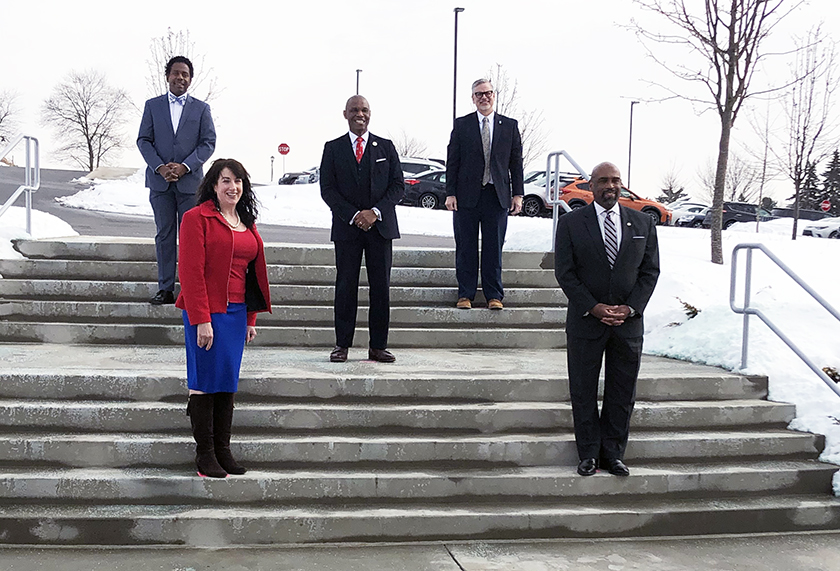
[{"x1": 183, "y1": 303, "x2": 247, "y2": 393}]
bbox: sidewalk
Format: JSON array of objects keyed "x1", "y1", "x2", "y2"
[{"x1": 1, "y1": 532, "x2": 838, "y2": 570}]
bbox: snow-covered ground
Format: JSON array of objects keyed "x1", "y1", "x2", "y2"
[{"x1": 5, "y1": 171, "x2": 840, "y2": 494}]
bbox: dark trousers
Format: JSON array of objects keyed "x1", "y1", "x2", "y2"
[
  {"x1": 453, "y1": 184, "x2": 508, "y2": 301},
  {"x1": 333, "y1": 230, "x2": 392, "y2": 349},
  {"x1": 566, "y1": 328, "x2": 643, "y2": 461},
  {"x1": 150, "y1": 184, "x2": 194, "y2": 291}
]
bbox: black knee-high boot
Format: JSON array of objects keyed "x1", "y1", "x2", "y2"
[
  {"x1": 213, "y1": 392, "x2": 246, "y2": 475},
  {"x1": 187, "y1": 394, "x2": 227, "y2": 478}
]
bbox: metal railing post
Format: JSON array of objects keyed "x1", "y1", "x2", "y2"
[
  {"x1": 0, "y1": 134, "x2": 40, "y2": 234},
  {"x1": 730, "y1": 242, "x2": 840, "y2": 399},
  {"x1": 546, "y1": 150, "x2": 590, "y2": 251}
]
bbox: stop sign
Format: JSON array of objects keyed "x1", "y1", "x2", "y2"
[
  {"x1": 820, "y1": 199, "x2": 831, "y2": 212},
  {"x1": 278, "y1": 143, "x2": 290, "y2": 155}
]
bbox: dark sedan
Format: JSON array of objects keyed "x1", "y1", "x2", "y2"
[
  {"x1": 401, "y1": 171, "x2": 447, "y2": 209},
  {"x1": 701, "y1": 202, "x2": 774, "y2": 229}
]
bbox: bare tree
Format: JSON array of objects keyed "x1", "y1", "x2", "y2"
[
  {"x1": 41, "y1": 70, "x2": 132, "y2": 172},
  {"x1": 487, "y1": 63, "x2": 550, "y2": 168},
  {"x1": 390, "y1": 129, "x2": 429, "y2": 157},
  {"x1": 697, "y1": 153, "x2": 760, "y2": 203},
  {"x1": 657, "y1": 165, "x2": 688, "y2": 203},
  {"x1": 0, "y1": 90, "x2": 20, "y2": 144},
  {"x1": 774, "y1": 25, "x2": 839, "y2": 239},
  {"x1": 146, "y1": 28, "x2": 219, "y2": 103},
  {"x1": 631, "y1": 0, "x2": 798, "y2": 263}
]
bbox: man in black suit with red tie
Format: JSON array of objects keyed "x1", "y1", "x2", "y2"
[
  {"x1": 554, "y1": 162, "x2": 660, "y2": 478},
  {"x1": 445, "y1": 78, "x2": 524, "y2": 310},
  {"x1": 320, "y1": 95, "x2": 404, "y2": 363}
]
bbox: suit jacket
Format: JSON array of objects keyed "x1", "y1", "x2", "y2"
[
  {"x1": 445, "y1": 112, "x2": 524, "y2": 209},
  {"x1": 554, "y1": 204, "x2": 660, "y2": 339},
  {"x1": 137, "y1": 94, "x2": 216, "y2": 194},
  {"x1": 319, "y1": 133, "x2": 404, "y2": 241}
]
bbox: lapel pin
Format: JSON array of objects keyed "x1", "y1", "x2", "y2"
[{"x1": 372, "y1": 141, "x2": 378, "y2": 147}]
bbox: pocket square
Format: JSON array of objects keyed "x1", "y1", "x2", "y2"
[{"x1": 375, "y1": 157, "x2": 386, "y2": 163}]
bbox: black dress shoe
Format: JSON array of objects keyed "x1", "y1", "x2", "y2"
[
  {"x1": 150, "y1": 290, "x2": 175, "y2": 305},
  {"x1": 329, "y1": 346, "x2": 348, "y2": 363},
  {"x1": 368, "y1": 348, "x2": 396, "y2": 363},
  {"x1": 577, "y1": 458, "x2": 598, "y2": 476},
  {"x1": 603, "y1": 458, "x2": 630, "y2": 477}
]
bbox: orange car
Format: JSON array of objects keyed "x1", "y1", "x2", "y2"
[{"x1": 558, "y1": 178, "x2": 672, "y2": 225}]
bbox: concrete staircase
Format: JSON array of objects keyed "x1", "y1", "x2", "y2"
[
  {"x1": 0, "y1": 237, "x2": 838, "y2": 546},
  {"x1": 0, "y1": 237, "x2": 564, "y2": 348}
]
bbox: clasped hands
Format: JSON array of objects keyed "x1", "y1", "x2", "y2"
[
  {"x1": 157, "y1": 162, "x2": 188, "y2": 183},
  {"x1": 353, "y1": 210, "x2": 377, "y2": 232},
  {"x1": 590, "y1": 303, "x2": 631, "y2": 327}
]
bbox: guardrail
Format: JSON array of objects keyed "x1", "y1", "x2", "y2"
[
  {"x1": 730, "y1": 242, "x2": 840, "y2": 398},
  {"x1": 0, "y1": 133, "x2": 40, "y2": 234}
]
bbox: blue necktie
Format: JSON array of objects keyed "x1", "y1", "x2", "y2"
[{"x1": 169, "y1": 93, "x2": 186, "y2": 106}]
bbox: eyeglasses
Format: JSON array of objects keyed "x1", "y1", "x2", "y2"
[{"x1": 472, "y1": 90, "x2": 494, "y2": 100}]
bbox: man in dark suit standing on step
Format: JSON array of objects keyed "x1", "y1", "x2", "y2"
[
  {"x1": 137, "y1": 56, "x2": 216, "y2": 306},
  {"x1": 554, "y1": 162, "x2": 660, "y2": 477},
  {"x1": 445, "y1": 78, "x2": 524, "y2": 310},
  {"x1": 320, "y1": 95, "x2": 404, "y2": 363}
]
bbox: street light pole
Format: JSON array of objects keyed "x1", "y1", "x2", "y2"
[
  {"x1": 453, "y1": 7, "x2": 465, "y2": 124},
  {"x1": 356, "y1": 69, "x2": 362, "y2": 95},
  {"x1": 627, "y1": 100, "x2": 639, "y2": 188}
]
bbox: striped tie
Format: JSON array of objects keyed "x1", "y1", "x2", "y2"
[{"x1": 604, "y1": 210, "x2": 618, "y2": 268}]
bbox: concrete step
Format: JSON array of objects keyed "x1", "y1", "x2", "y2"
[
  {"x1": 0, "y1": 259, "x2": 559, "y2": 288},
  {"x1": 0, "y1": 301, "x2": 567, "y2": 328},
  {"x1": 0, "y1": 400, "x2": 795, "y2": 433},
  {"x1": 12, "y1": 237, "x2": 552, "y2": 270},
  {"x1": 0, "y1": 321, "x2": 565, "y2": 348},
  {"x1": 0, "y1": 462, "x2": 834, "y2": 503},
  {"x1": 0, "y1": 280, "x2": 566, "y2": 306},
  {"x1": 0, "y1": 347, "x2": 767, "y2": 403},
  {"x1": 0, "y1": 430, "x2": 823, "y2": 468},
  {"x1": 0, "y1": 495, "x2": 838, "y2": 545}
]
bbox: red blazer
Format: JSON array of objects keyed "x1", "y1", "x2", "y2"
[{"x1": 175, "y1": 200, "x2": 272, "y2": 327}]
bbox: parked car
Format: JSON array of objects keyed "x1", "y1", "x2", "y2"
[
  {"x1": 278, "y1": 167, "x2": 319, "y2": 185},
  {"x1": 771, "y1": 207, "x2": 829, "y2": 221},
  {"x1": 675, "y1": 207, "x2": 710, "y2": 228},
  {"x1": 401, "y1": 170, "x2": 447, "y2": 209},
  {"x1": 520, "y1": 170, "x2": 577, "y2": 217},
  {"x1": 701, "y1": 202, "x2": 775, "y2": 229},
  {"x1": 558, "y1": 179, "x2": 672, "y2": 225},
  {"x1": 802, "y1": 217, "x2": 840, "y2": 238},
  {"x1": 670, "y1": 202, "x2": 709, "y2": 225},
  {"x1": 400, "y1": 157, "x2": 444, "y2": 179}
]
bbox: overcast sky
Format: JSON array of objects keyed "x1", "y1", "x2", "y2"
[{"x1": 4, "y1": 0, "x2": 838, "y2": 201}]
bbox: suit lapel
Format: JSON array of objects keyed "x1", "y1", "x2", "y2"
[
  {"x1": 583, "y1": 204, "x2": 610, "y2": 267},
  {"x1": 615, "y1": 206, "x2": 634, "y2": 262},
  {"x1": 342, "y1": 135, "x2": 360, "y2": 183}
]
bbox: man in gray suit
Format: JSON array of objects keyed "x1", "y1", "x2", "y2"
[
  {"x1": 137, "y1": 56, "x2": 216, "y2": 305},
  {"x1": 554, "y1": 162, "x2": 660, "y2": 478}
]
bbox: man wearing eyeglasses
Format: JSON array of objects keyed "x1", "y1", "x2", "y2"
[{"x1": 445, "y1": 78, "x2": 524, "y2": 310}]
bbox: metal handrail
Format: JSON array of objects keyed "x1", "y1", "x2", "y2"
[
  {"x1": 0, "y1": 133, "x2": 41, "y2": 234},
  {"x1": 730, "y1": 242, "x2": 840, "y2": 398},
  {"x1": 546, "y1": 150, "x2": 589, "y2": 249}
]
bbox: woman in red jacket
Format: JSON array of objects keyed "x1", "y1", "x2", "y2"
[{"x1": 176, "y1": 158, "x2": 271, "y2": 478}]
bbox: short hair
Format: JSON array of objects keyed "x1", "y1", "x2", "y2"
[
  {"x1": 195, "y1": 158, "x2": 259, "y2": 228},
  {"x1": 471, "y1": 78, "x2": 493, "y2": 92},
  {"x1": 165, "y1": 56, "x2": 194, "y2": 78}
]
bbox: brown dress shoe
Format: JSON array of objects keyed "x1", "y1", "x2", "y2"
[
  {"x1": 368, "y1": 348, "x2": 396, "y2": 363},
  {"x1": 488, "y1": 298, "x2": 504, "y2": 310},
  {"x1": 329, "y1": 346, "x2": 348, "y2": 362},
  {"x1": 456, "y1": 297, "x2": 472, "y2": 309}
]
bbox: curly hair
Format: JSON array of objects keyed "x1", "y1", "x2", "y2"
[
  {"x1": 165, "y1": 56, "x2": 194, "y2": 78},
  {"x1": 195, "y1": 158, "x2": 259, "y2": 228}
]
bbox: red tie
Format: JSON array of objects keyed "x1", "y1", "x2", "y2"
[{"x1": 355, "y1": 136, "x2": 364, "y2": 163}]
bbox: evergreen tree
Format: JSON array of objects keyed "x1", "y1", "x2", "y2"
[
  {"x1": 799, "y1": 161, "x2": 822, "y2": 210},
  {"x1": 821, "y1": 149, "x2": 840, "y2": 217}
]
